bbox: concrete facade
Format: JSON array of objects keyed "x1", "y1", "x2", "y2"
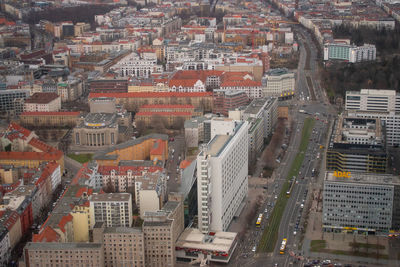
[{"x1": 197, "y1": 121, "x2": 249, "y2": 233}]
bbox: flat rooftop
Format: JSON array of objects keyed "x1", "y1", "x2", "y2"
[
  {"x1": 331, "y1": 116, "x2": 382, "y2": 145},
  {"x1": 207, "y1": 135, "x2": 231, "y2": 157},
  {"x1": 244, "y1": 98, "x2": 275, "y2": 115},
  {"x1": 176, "y1": 228, "x2": 237, "y2": 252},
  {"x1": 25, "y1": 242, "x2": 102, "y2": 250},
  {"x1": 104, "y1": 227, "x2": 142, "y2": 234},
  {"x1": 90, "y1": 193, "x2": 131, "y2": 202},
  {"x1": 325, "y1": 171, "x2": 400, "y2": 185},
  {"x1": 347, "y1": 89, "x2": 397, "y2": 96}
]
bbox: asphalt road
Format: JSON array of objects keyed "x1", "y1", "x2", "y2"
[{"x1": 230, "y1": 20, "x2": 337, "y2": 267}]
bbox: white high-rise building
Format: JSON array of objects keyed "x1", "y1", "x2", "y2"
[
  {"x1": 345, "y1": 89, "x2": 400, "y2": 146},
  {"x1": 197, "y1": 120, "x2": 249, "y2": 233}
]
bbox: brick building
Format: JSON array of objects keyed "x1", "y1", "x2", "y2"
[
  {"x1": 89, "y1": 78, "x2": 129, "y2": 93},
  {"x1": 212, "y1": 90, "x2": 249, "y2": 116}
]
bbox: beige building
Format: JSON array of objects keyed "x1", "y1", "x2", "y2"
[
  {"x1": 19, "y1": 111, "x2": 80, "y2": 128},
  {"x1": 24, "y1": 92, "x2": 61, "y2": 112},
  {"x1": 142, "y1": 193, "x2": 184, "y2": 267},
  {"x1": 93, "y1": 224, "x2": 145, "y2": 267},
  {"x1": 22, "y1": 242, "x2": 104, "y2": 267},
  {"x1": 72, "y1": 97, "x2": 132, "y2": 149}
]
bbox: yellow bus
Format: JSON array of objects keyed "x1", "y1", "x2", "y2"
[
  {"x1": 256, "y1": 213, "x2": 263, "y2": 227},
  {"x1": 279, "y1": 238, "x2": 287, "y2": 254}
]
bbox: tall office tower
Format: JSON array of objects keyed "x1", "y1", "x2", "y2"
[
  {"x1": 197, "y1": 120, "x2": 249, "y2": 233},
  {"x1": 345, "y1": 89, "x2": 400, "y2": 146}
]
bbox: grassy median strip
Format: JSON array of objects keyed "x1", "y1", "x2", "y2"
[
  {"x1": 257, "y1": 118, "x2": 315, "y2": 253},
  {"x1": 67, "y1": 153, "x2": 93, "y2": 164}
]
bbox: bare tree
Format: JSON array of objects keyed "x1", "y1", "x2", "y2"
[
  {"x1": 151, "y1": 114, "x2": 166, "y2": 133},
  {"x1": 135, "y1": 120, "x2": 146, "y2": 136}
]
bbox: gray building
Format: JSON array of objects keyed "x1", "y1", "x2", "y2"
[
  {"x1": 326, "y1": 115, "x2": 387, "y2": 173},
  {"x1": 242, "y1": 97, "x2": 278, "y2": 140},
  {"x1": 0, "y1": 89, "x2": 30, "y2": 114},
  {"x1": 323, "y1": 171, "x2": 400, "y2": 234}
]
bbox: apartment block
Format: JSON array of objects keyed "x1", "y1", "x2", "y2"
[
  {"x1": 326, "y1": 115, "x2": 387, "y2": 173},
  {"x1": 24, "y1": 92, "x2": 61, "y2": 112},
  {"x1": 22, "y1": 242, "x2": 104, "y2": 267},
  {"x1": 98, "y1": 165, "x2": 167, "y2": 218},
  {"x1": 93, "y1": 225, "x2": 145, "y2": 267},
  {"x1": 89, "y1": 193, "x2": 132, "y2": 228},
  {"x1": 323, "y1": 171, "x2": 400, "y2": 234},
  {"x1": 197, "y1": 121, "x2": 249, "y2": 233}
]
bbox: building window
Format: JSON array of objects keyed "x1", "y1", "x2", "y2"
[
  {"x1": 76, "y1": 133, "x2": 80, "y2": 145},
  {"x1": 111, "y1": 133, "x2": 115, "y2": 144}
]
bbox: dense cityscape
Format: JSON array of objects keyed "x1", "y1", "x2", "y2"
[{"x1": 0, "y1": 0, "x2": 399, "y2": 266}]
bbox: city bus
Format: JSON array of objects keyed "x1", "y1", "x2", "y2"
[
  {"x1": 279, "y1": 238, "x2": 287, "y2": 254},
  {"x1": 286, "y1": 177, "x2": 296, "y2": 197},
  {"x1": 256, "y1": 213, "x2": 263, "y2": 227}
]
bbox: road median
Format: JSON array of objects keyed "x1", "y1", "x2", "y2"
[{"x1": 257, "y1": 117, "x2": 315, "y2": 253}]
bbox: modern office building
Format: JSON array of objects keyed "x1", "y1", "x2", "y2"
[
  {"x1": 175, "y1": 228, "x2": 238, "y2": 264},
  {"x1": 89, "y1": 193, "x2": 133, "y2": 228},
  {"x1": 196, "y1": 120, "x2": 249, "y2": 233},
  {"x1": 262, "y1": 68, "x2": 295, "y2": 97},
  {"x1": 323, "y1": 171, "x2": 400, "y2": 234},
  {"x1": 22, "y1": 242, "x2": 105, "y2": 267},
  {"x1": 242, "y1": 97, "x2": 278, "y2": 139},
  {"x1": 212, "y1": 90, "x2": 249, "y2": 116},
  {"x1": 323, "y1": 43, "x2": 376, "y2": 63},
  {"x1": 0, "y1": 89, "x2": 30, "y2": 114},
  {"x1": 345, "y1": 89, "x2": 400, "y2": 146},
  {"x1": 326, "y1": 115, "x2": 387, "y2": 173},
  {"x1": 345, "y1": 89, "x2": 400, "y2": 112}
]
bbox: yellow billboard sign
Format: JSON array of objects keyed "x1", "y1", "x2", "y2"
[{"x1": 333, "y1": 171, "x2": 351, "y2": 178}]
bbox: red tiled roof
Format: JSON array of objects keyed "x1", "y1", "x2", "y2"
[
  {"x1": 75, "y1": 187, "x2": 93, "y2": 198},
  {"x1": 89, "y1": 92, "x2": 212, "y2": 98},
  {"x1": 7, "y1": 122, "x2": 31, "y2": 138},
  {"x1": 221, "y1": 80, "x2": 261, "y2": 87},
  {"x1": 169, "y1": 79, "x2": 201, "y2": 88},
  {"x1": 136, "y1": 111, "x2": 192, "y2": 116},
  {"x1": 33, "y1": 226, "x2": 60, "y2": 242},
  {"x1": 140, "y1": 104, "x2": 194, "y2": 109},
  {"x1": 150, "y1": 139, "x2": 166, "y2": 156},
  {"x1": 28, "y1": 137, "x2": 56, "y2": 152},
  {"x1": 3, "y1": 211, "x2": 19, "y2": 231},
  {"x1": 58, "y1": 214, "x2": 73, "y2": 233},
  {"x1": 20, "y1": 111, "x2": 80, "y2": 116},
  {"x1": 0, "y1": 151, "x2": 63, "y2": 161},
  {"x1": 25, "y1": 92, "x2": 59, "y2": 104},
  {"x1": 180, "y1": 160, "x2": 192, "y2": 169}
]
